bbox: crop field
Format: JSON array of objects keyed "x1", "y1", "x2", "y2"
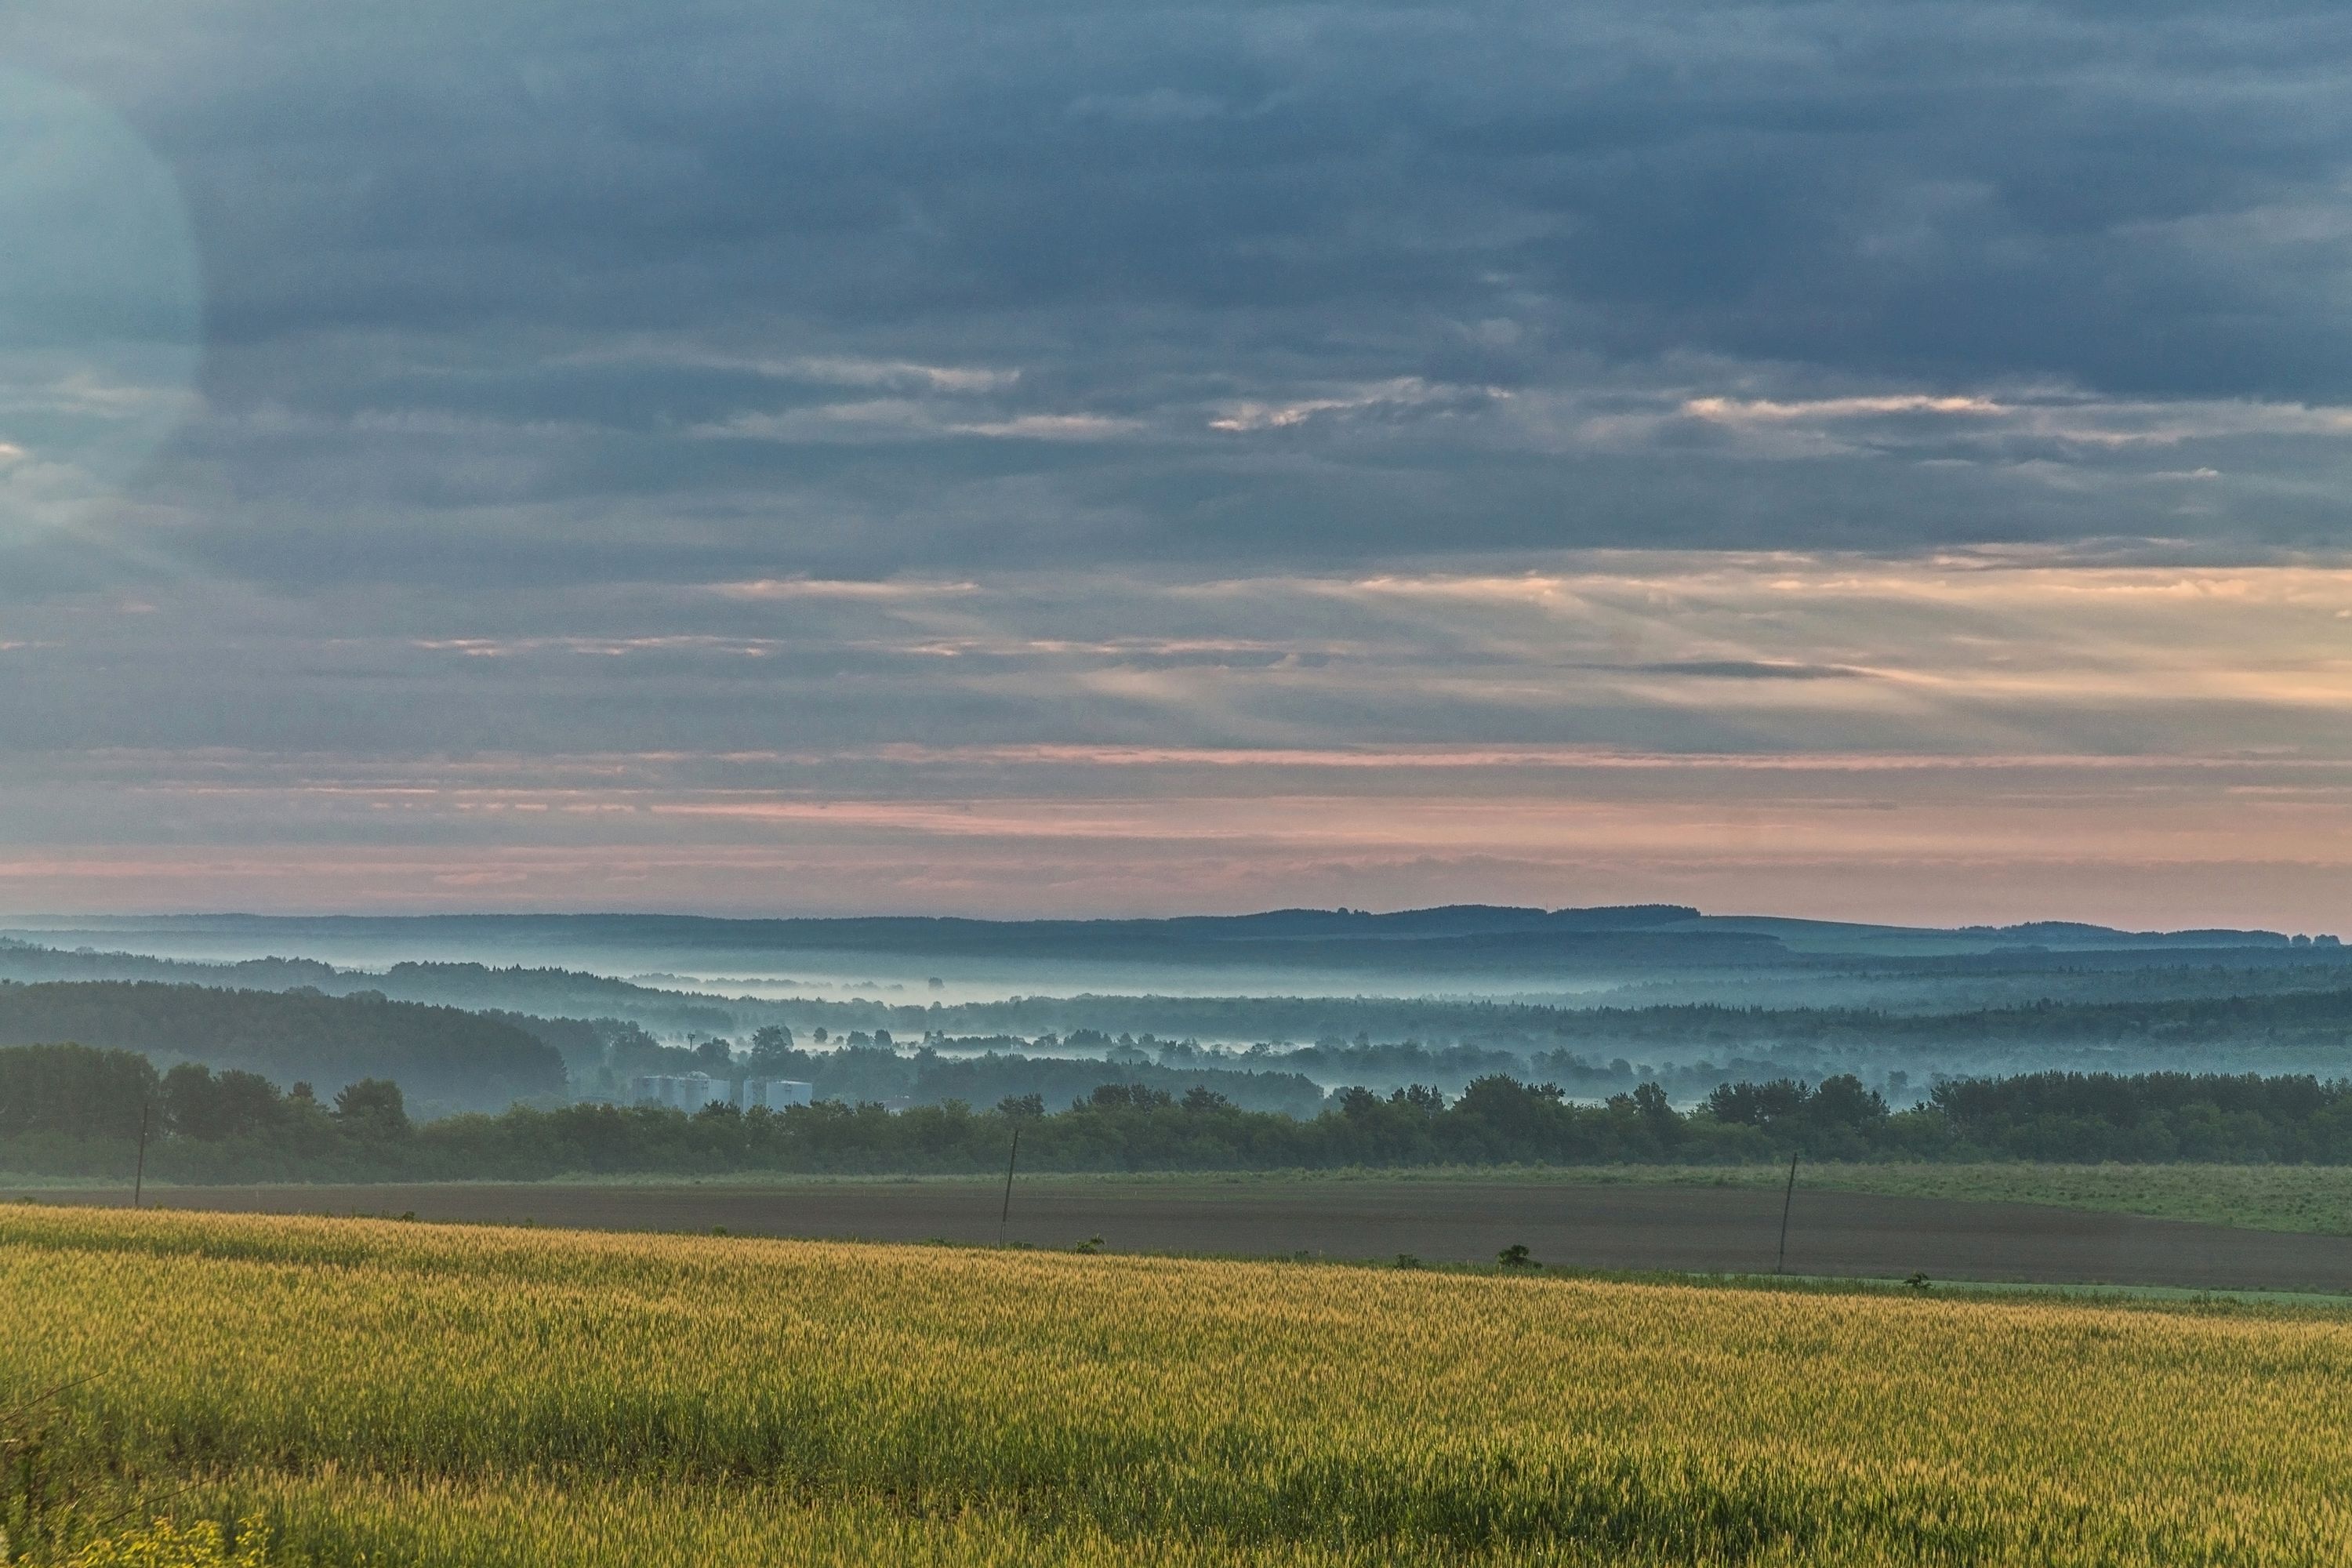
[
  {"x1": 9, "y1": 1206, "x2": 2352, "y2": 1565},
  {"x1": 1634, "y1": 1163, "x2": 2352, "y2": 1236}
]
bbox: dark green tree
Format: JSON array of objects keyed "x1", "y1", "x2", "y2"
[{"x1": 335, "y1": 1078, "x2": 411, "y2": 1139}]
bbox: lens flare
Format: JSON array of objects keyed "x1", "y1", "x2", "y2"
[{"x1": 0, "y1": 66, "x2": 202, "y2": 543}]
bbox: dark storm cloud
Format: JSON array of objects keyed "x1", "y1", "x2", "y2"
[{"x1": 7, "y1": 0, "x2": 2352, "y2": 583}]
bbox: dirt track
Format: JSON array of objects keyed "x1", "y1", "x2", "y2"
[{"x1": 31, "y1": 1178, "x2": 2352, "y2": 1292}]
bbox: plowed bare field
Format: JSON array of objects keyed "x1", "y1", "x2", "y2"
[{"x1": 32, "y1": 1177, "x2": 2352, "y2": 1290}]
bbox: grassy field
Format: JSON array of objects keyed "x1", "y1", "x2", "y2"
[
  {"x1": 1536, "y1": 1162, "x2": 2352, "y2": 1236},
  {"x1": 1004, "y1": 1162, "x2": 2352, "y2": 1234},
  {"x1": 9, "y1": 1206, "x2": 2352, "y2": 1564}
]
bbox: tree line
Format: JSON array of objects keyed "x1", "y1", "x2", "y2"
[{"x1": 13, "y1": 1043, "x2": 2352, "y2": 1181}]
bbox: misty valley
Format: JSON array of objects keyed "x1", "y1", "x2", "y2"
[{"x1": 6, "y1": 905, "x2": 2352, "y2": 1184}]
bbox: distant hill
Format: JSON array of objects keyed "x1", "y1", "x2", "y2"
[
  {"x1": 7, "y1": 906, "x2": 1769, "y2": 971},
  {"x1": 5, "y1": 909, "x2": 2347, "y2": 1036},
  {"x1": 12, "y1": 905, "x2": 2331, "y2": 971},
  {"x1": 0, "y1": 981, "x2": 565, "y2": 1111}
]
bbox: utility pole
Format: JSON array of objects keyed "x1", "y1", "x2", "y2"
[
  {"x1": 997, "y1": 1128, "x2": 1020, "y2": 1244},
  {"x1": 1774, "y1": 1149, "x2": 1799, "y2": 1276},
  {"x1": 132, "y1": 1102, "x2": 151, "y2": 1210}
]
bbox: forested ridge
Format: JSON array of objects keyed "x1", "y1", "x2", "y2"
[
  {"x1": 9, "y1": 937, "x2": 2352, "y2": 1074},
  {"x1": 898, "y1": 988, "x2": 2352, "y2": 1054},
  {"x1": 0, "y1": 943, "x2": 737, "y2": 1033},
  {"x1": 0, "y1": 982, "x2": 564, "y2": 1111}
]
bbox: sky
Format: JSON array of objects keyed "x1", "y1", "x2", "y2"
[{"x1": 2, "y1": 0, "x2": 2351, "y2": 927}]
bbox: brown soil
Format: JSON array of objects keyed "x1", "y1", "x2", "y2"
[{"x1": 30, "y1": 1178, "x2": 2352, "y2": 1292}]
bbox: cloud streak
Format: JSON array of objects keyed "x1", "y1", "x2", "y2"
[{"x1": 2, "y1": 554, "x2": 2350, "y2": 923}]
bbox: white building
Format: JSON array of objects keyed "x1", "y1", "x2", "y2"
[
  {"x1": 628, "y1": 1073, "x2": 732, "y2": 1111},
  {"x1": 629, "y1": 1074, "x2": 813, "y2": 1111},
  {"x1": 742, "y1": 1078, "x2": 814, "y2": 1110}
]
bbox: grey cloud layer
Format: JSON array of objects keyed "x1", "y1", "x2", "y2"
[
  {"x1": 10, "y1": 0, "x2": 2352, "y2": 582},
  {"x1": 13, "y1": 2, "x2": 2352, "y2": 921}
]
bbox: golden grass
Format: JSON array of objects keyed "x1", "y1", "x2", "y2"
[{"x1": 6, "y1": 1203, "x2": 2352, "y2": 1564}]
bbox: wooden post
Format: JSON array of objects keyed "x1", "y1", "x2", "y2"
[
  {"x1": 1774, "y1": 1149, "x2": 1799, "y2": 1275},
  {"x1": 997, "y1": 1127, "x2": 1020, "y2": 1244},
  {"x1": 132, "y1": 1102, "x2": 151, "y2": 1210}
]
